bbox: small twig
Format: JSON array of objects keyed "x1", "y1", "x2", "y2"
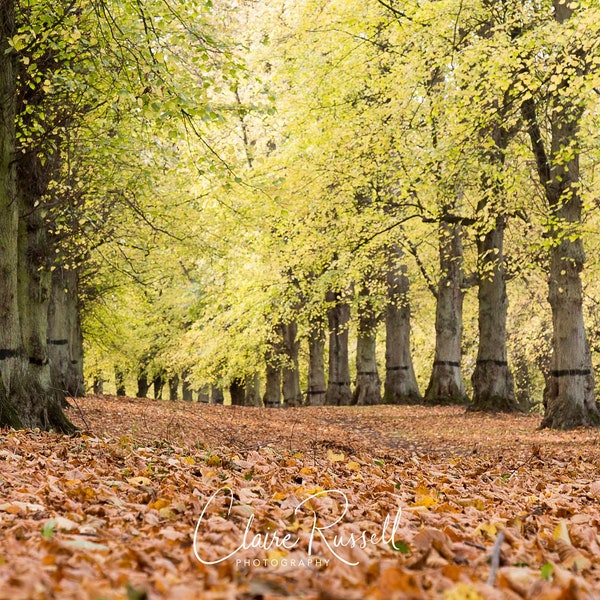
[
  {"x1": 487, "y1": 531, "x2": 505, "y2": 586},
  {"x1": 241, "y1": 439, "x2": 282, "y2": 452},
  {"x1": 464, "y1": 540, "x2": 487, "y2": 551}
]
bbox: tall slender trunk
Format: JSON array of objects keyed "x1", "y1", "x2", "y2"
[
  {"x1": 115, "y1": 366, "x2": 126, "y2": 396},
  {"x1": 384, "y1": 246, "x2": 421, "y2": 404},
  {"x1": 197, "y1": 385, "x2": 209, "y2": 403},
  {"x1": 263, "y1": 348, "x2": 281, "y2": 408},
  {"x1": 353, "y1": 288, "x2": 381, "y2": 406},
  {"x1": 153, "y1": 373, "x2": 164, "y2": 399},
  {"x1": 244, "y1": 373, "x2": 262, "y2": 407},
  {"x1": 210, "y1": 386, "x2": 224, "y2": 405},
  {"x1": 470, "y1": 218, "x2": 517, "y2": 411},
  {"x1": 281, "y1": 321, "x2": 302, "y2": 407},
  {"x1": 522, "y1": 3, "x2": 598, "y2": 428},
  {"x1": 182, "y1": 371, "x2": 193, "y2": 401},
  {"x1": 325, "y1": 291, "x2": 352, "y2": 406},
  {"x1": 230, "y1": 377, "x2": 245, "y2": 405},
  {"x1": 137, "y1": 369, "x2": 150, "y2": 398},
  {"x1": 307, "y1": 321, "x2": 326, "y2": 406},
  {"x1": 16, "y1": 175, "x2": 72, "y2": 428},
  {"x1": 0, "y1": 1, "x2": 25, "y2": 427},
  {"x1": 425, "y1": 221, "x2": 467, "y2": 404},
  {"x1": 168, "y1": 374, "x2": 179, "y2": 400},
  {"x1": 47, "y1": 268, "x2": 84, "y2": 399}
]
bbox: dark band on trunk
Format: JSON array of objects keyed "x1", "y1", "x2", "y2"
[
  {"x1": 357, "y1": 371, "x2": 379, "y2": 375},
  {"x1": 29, "y1": 357, "x2": 48, "y2": 366},
  {"x1": 307, "y1": 389, "x2": 327, "y2": 395},
  {"x1": 0, "y1": 349, "x2": 20, "y2": 360},
  {"x1": 476, "y1": 359, "x2": 508, "y2": 367},
  {"x1": 70, "y1": 360, "x2": 79, "y2": 364},
  {"x1": 329, "y1": 382, "x2": 350, "y2": 386},
  {"x1": 551, "y1": 369, "x2": 591, "y2": 377},
  {"x1": 387, "y1": 366, "x2": 410, "y2": 371},
  {"x1": 433, "y1": 360, "x2": 460, "y2": 367},
  {"x1": 47, "y1": 339, "x2": 69, "y2": 346}
]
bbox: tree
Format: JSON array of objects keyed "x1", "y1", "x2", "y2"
[{"x1": 522, "y1": 0, "x2": 599, "y2": 428}]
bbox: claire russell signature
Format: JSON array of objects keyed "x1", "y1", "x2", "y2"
[{"x1": 193, "y1": 487, "x2": 402, "y2": 567}]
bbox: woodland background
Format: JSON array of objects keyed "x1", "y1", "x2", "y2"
[{"x1": 1, "y1": 0, "x2": 600, "y2": 430}]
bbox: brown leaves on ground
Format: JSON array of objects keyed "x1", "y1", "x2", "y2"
[{"x1": 1, "y1": 396, "x2": 600, "y2": 599}]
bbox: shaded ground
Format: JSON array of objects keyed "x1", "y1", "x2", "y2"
[{"x1": 0, "y1": 395, "x2": 599, "y2": 599}]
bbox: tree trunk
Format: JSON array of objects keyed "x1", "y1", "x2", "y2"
[
  {"x1": 0, "y1": 0, "x2": 21, "y2": 428},
  {"x1": 115, "y1": 367, "x2": 126, "y2": 396},
  {"x1": 306, "y1": 322, "x2": 326, "y2": 406},
  {"x1": 16, "y1": 180, "x2": 74, "y2": 427},
  {"x1": 470, "y1": 219, "x2": 518, "y2": 412},
  {"x1": 425, "y1": 222, "x2": 467, "y2": 405},
  {"x1": 244, "y1": 372, "x2": 262, "y2": 407},
  {"x1": 384, "y1": 247, "x2": 421, "y2": 404},
  {"x1": 197, "y1": 386, "x2": 209, "y2": 403},
  {"x1": 263, "y1": 346, "x2": 281, "y2": 408},
  {"x1": 230, "y1": 377, "x2": 245, "y2": 405},
  {"x1": 93, "y1": 373, "x2": 104, "y2": 395},
  {"x1": 522, "y1": 2, "x2": 598, "y2": 428},
  {"x1": 168, "y1": 374, "x2": 179, "y2": 401},
  {"x1": 281, "y1": 321, "x2": 302, "y2": 407},
  {"x1": 182, "y1": 371, "x2": 193, "y2": 401},
  {"x1": 47, "y1": 268, "x2": 84, "y2": 400},
  {"x1": 137, "y1": 370, "x2": 150, "y2": 398},
  {"x1": 153, "y1": 374, "x2": 164, "y2": 399},
  {"x1": 210, "y1": 386, "x2": 224, "y2": 405},
  {"x1": 353, "y1": 288, "x2": 381, "y2": 406},
  {"x1": 325, "y1": 291, "x2": 352, "y2": 406}
]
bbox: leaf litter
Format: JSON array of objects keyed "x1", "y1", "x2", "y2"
[{"x1": 0, "y1": 394, "x2": 599, "y2": 599}]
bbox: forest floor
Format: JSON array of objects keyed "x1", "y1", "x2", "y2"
[{"x1": 1, "y1": 396, "x2": 600, "y2": 599}]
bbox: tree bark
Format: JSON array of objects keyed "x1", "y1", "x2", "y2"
[
  {"x1": 384, "y1": 247, "x2": 421, "y2": 404},
  {"x1": 210, "y1": 386, "x2": 224, "y2": 405},
  {"x1": 182, "y1": 371, "x2": 193, "y2": 401},
  {"x1": 325, "y1": 291, "x2": 352, "y2": 405},
  {"x1": 425, "y1": 222, "x2": 467, "y2": 405},
  {"x1": 263, "y1": 344, "x2": 281, "y2": 408},
  {"x1": 47, "y1": 268, "x2": 85, "y2": 399},
  {"x1": 153, "y1": 373, "x2": 164, "y2": 399},
  {"x1": 0, "y1": 0, "x2": 21, "y2": 427},
  {"x1": 197, "y1": 385, "x2": 209, "y2": 403},
  {"x1": 522, "y1": 2, "x2": 598, "y2": 428},
  {"x1": 281, "y1": 321, "x2": 302, "y2": 407},
  {"x1": 168, "y1": 374, "x2": 179, "y2": 401},
  {"x1": 137, "y1": 370, "x2": 150, "y2": 398},
  {"x1": 244, "y1": 372, "x2": 262, "y2": 407},
  {"x1": 306, "y1": 322, "x2": 326, "y2": 406},
  {"x1": 115, "y1": 367, "x2": 126, "y2": 396},
  {"x1": 470, "y1": 218, "x2": 518, "y2": 411},
  {"x1": 353, "y1": 288, "x2": 382, "y2": 406},
  {"x1": 230, "y1": 377, "x2": 245, "y2": 405}
]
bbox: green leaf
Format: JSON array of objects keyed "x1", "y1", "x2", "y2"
[
  {"x1": 41, "y1": 519, "x2": 56, "y2": 540},
  {"x1": 540, "y1": 562, "x2": 554, "y2": 581},
  {"x1": 390, "y1": 540, "x2": 410, "y2": 553}
]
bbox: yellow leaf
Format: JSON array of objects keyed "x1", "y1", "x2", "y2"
[
  {"x1": 182, "y1": 456, "x2": 195, "y2": 465},
  {"x1": 475, "y1": 522, "x2": 498, "y2": 539},
  {"x1": 347, "y1": 461, "x2": 361, "y2": 471},
  {"x1": 127, "y1": 476, "x2": 152, "y2": 486},
  {"x1": 553, "y1": 520, "x2": 571, "y2": 544},
  {"x1": 327, "y1": 449, "x2": 345, "y2": 462},
  {"x1": 300, "y1": 467, "x2": 313, "y2": 475},
  {"x1": 206, "y1": 455, "x2": 221, "y2": 467},
  {"x1": 444, "y1": 582, "x2": 485, "y2": 600}
]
